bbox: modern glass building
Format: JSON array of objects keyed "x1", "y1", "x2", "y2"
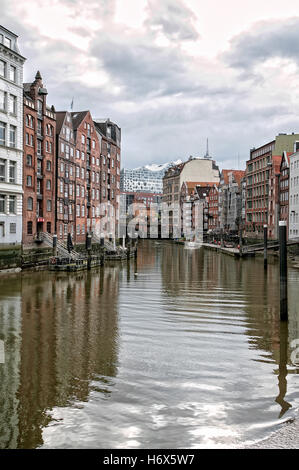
[{"x1": 120, "y1": 162, "x2": 180, "y2": 194}]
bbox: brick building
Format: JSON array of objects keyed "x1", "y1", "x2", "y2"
[
  {"x1": 245, "y1": 134, "x2": 299, "y2": 239},
  {"x1": 279, "y1": 151, "x2": 291, "y2": 237},
  {"x1": 94, "y1": 119, "x2": 121, "y2": 238},
  {"x1": 55, "y1": 111, "x2": 76, "y2": 239},
  {"x1": 207, "y1": 184, "x2": 219, "y2": 231},
  {"x1": 71, "y1": 111, "x2": 101, "y2": 244},
  {"x1": 289, "y1": 151, "x2": 299, "y2": 239},
  {"x1": 53, "y1": 113, "x2": 121, "y2": 244},
  {"x1": 22, "y1": 71, "x2": 56, "y2": 245}
]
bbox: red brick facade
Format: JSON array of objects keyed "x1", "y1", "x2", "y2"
[
  {"x1": 207, "y1": 184, "x2": 219, "y2": 231},
  {"x1": 23, "y1": 71, "x2": 56, "y2": 246}
]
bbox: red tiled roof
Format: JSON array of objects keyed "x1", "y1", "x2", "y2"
[
  {"x1": 272, "y1": 155, "x2": 283, "y2": 174},
  {"x1": 221, "y1": 169, "x2": 245, "y2": 185}
]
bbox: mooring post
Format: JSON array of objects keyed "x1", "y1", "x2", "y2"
[
  {"x1": 264, "y1": 224, "x2": 268, "y2": 269},
  {"x1": 239, "y1": 227, "x2": 243, "y2": 256},
  {"x1": 279, "y1": 221, "x2": 288, "y2": 321},
  {"x1": 86, "y1": 233, "x2": 92, "y2": 270},
  {"x1": 127, "y1": 237, "x2": 131, "y2": 259},
  {"x1": 100, "y1": 236, "x2": 105, "y2": 265},
  {"x1": 53, "y1": 234, "x2": 57, "y2": 257}
]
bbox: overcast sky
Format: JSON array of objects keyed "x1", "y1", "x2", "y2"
[{"x1": 2, "y1": 0, "x2": 299, "y2": 170}]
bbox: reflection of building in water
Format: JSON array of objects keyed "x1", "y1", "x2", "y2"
[
  {"x1": 0, "y1": 277, "x2": 22, "y2": 449},
  {"x1": 0, "y1": 268, "x2": 120, "y2": 449},
  {"x1": 160, "y1": 242, "x2": 298, "y2": 366},
  {"x1": 136, "y1": 240, "x2": 157, "y2": 272}
]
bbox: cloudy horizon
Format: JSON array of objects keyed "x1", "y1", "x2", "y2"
[{"x1": 2, "y1": 0, "x2": 299, "y2": 170}]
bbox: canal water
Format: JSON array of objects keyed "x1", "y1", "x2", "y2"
[{"x1": 0, "y1": 240, "x2": 299, "y2": 449}]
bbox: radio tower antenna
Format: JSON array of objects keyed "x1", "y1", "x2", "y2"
[{"x1": 204, "y1": 138, "x2": 211, "y2": 159}]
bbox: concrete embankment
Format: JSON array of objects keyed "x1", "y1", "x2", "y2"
[{"x1": 243, "y1": 414, "x2": 299, "y2": 448}]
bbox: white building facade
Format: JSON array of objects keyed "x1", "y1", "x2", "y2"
[
  {"x1": 120, "y1": 162, "x2": 179, "y2": 194},
  {"x1": 289, "y1": 151, "x2": 299, "y2": 239},
  {"x1": 0, "y1": 26, "x2": 25, "y2": 245}
]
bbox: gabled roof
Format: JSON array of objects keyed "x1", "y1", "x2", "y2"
[
  {"x1": 182, "y1": 181, "x2": 216, "y2": 196},
  {"x1": 71, "y1": 110, "x2": 89, "y2": 130},
  {"x1": 272, "y1": 155, "x2": 283, "y2": 174},
  {"x1": 55, "y1": 111, "x2": 67, "y2": 135},
  {"x1": 280, "y1": 151, "x2": 292, "y2": 168}
]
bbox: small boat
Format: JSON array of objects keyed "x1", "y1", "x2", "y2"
[{"x1": 184, "y1": 241, "x2": 202, "y2": 249}]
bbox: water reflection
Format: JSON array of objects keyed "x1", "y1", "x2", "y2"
[
  {"x1": 0, "y1": 267, "x2": 120, "y2": 448},
  {"x1": 0, "y1": 241, "x2": 298, "y2": 448}
]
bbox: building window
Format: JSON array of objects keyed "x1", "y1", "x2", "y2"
[
  {"x1": 47, "y1": 222, "x2": 51, "y2": 233},
  {"x1": 26, "y1": 155, "x2": 32, "y2": 166},
  {"x1": 27, "y1": 197, "x2": 33, "y2": 210},
  {"x1": 10, "y1": 95, "x2": 17, "y2": 115},
  {"x1": 9, "y1": 65, "x2": 16, "y2": 82},
  {"x1": 0, "y1": 121, "x2": 6, "y2": 146},
  {"x1": 27, "y1": 221, "x2": 33, "y2": 235},
  {"x1": 0, "y1": 158, "x2": 5, "y2": 182},
  {"x1": 9, "y1": 126, "x2": 16, "y2": 148},
  {"x1": 0, "y1": 90, "x2": 6, "y2": 111},
  {"x1": 37, "y1": 100, "x2": 43, "y2": 116},
  {"x1": 46, "y1": 179, "x2": 51, "y2": 190},
  {"x1": 4, "y1": 36, "x2": 11, "y2": 48},
  {"x1": 47, "y1": 200, "x2": 52, "y2": 211},
  {"x1": 9, "y1": 161, "x2": 16, "y2": 183},
  {"x1": 46, "y1": 160, "x2": 51, "y2": 171},
  {"x1": 9, "y1": 223, "x2": 16, "y2": 234},
  {"x1": 9, "y1": 195, "x2": 16, "y2": 214},
  {"x1": 0, "y1": 194, "x2": 5, "y2": 213},
  {"x1": 0, "y1": 60, "x2": 6, "y2": 78}
]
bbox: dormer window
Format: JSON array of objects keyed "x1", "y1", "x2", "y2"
[
  {"x1": 37, "y1": 100, "x2": 43, "y2": 116},
  {"x1": 4, "y1": 37, "x2": 11, "y2": 49}
]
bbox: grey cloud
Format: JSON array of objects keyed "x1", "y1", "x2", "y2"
[
  {"x1": 145, "y1": 0, "x2": 199, "y2": 42},
  {"x1": 90, "y1": 32, "x2": 193, "y2": 99},
  {"x1": 225, "y1": 17, "x2": 299, "y2": 71},
  {"x1": 1, "y1": 0, "x2": 299, "y2": 171}
]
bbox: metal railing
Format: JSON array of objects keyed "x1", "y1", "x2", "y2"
[{"x1": 41, "y1": 232, "x2": 82, "y2": 259}]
